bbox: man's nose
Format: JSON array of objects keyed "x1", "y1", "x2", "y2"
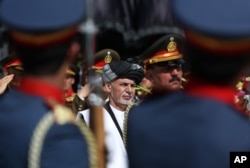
[{"x1": 170, "y1": 68, "x2": 179, "y2": 75}]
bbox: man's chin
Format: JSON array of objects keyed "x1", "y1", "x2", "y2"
[
  {"x1": 169, "y1": 84, "x2": 181, "y2": 91},
  {"x1": 120, "y1": 99, "x2": 133, "y2": 106}
]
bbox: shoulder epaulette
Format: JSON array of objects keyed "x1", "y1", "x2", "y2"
[{"x1": 65, "y1": 94, "x2": 76, "y2": 103}]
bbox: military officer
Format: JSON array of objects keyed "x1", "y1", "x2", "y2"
[
  {"x1": 127, "y1": 0, "x2": 250, "y2": 168},
  {"x1": 0, "y1": 56, "x2": 23, "y2": 94},
  {"x1": 0, "y1": 0, "x2": 97, "y2": 168},
  {"x1": 64, "y1": 65, "x2": 77, "y2": 109},
  {"x1": 72, "y1": 48, "x2": 120, "y2": 114},
  {"x1": 122, "y1": 34, "x2": 186, "y2": 146},
  {"x1": 140, "y1": 33, "x2": 185, "y2": 96}
]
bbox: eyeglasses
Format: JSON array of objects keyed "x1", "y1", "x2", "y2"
[{"x1": 155, "y1": 62, "x2": 182, "y2": 71}]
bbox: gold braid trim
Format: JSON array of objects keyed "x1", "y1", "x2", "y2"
[
  {"x1": 28, "y1": 113, "x2": 54, "y2": 168},
  {"x1": 28, "y1": 111, "x2": 98, "y2": 168},
  {"x1": 123, "y1": 102, "x2": 136, "y2": 148}
]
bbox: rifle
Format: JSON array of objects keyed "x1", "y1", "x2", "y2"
[{"x1": 81, "y1": 0, "x2": 106, "y2": 167}]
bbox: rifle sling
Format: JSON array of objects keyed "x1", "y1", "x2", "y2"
[{"x1": 104, "y1": 102, "x2": 123, "y2": 139}]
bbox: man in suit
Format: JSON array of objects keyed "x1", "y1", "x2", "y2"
[
  {"x1": 127, "y1": 0, "x2": 250, "y2": 168},
  {"x1": 0, "y1": 0, "x2": 97, "y2": 167}
]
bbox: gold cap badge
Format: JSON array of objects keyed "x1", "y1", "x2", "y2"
[
  {"x1": 167, "y1": 37, "x2": 177, "y2": 52},
  {"x1": 104, "y1": 51, "x2": 112, "y2": 63}
]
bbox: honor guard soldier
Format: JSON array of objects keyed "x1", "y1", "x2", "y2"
[
  {"x1": 0, "y1": 0, "x2": 97, "y2": 168},
  {"x1": 127, "y1": 0, "x2": 250, "y2": 168},
  {"x1": 72, "y1": 48, "x2": 120, "y2": 114},
  {"x1": 140, "y1": 33, "x2": 185, "y2": 97}
]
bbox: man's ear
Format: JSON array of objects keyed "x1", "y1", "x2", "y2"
[
  {"x1": 105, "y1": 83, "x2": 112, "y2": 92},
  {"x1": 68, "y1": 42, "x2": 80, "y2": 61},
  {"x1": 71, "y1": 78, "x2": 75, "y2": 85},
  {"x1": 145, "y1": 70, "x2": 153, "y2": 80}
]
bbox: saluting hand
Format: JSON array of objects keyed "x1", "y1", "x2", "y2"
[
  {"x1": 0, "y1": 74, "x2": 14, "y2": 94},
  {"x1": 77, "y1": 83, "x2": 93, "y2": 100}
]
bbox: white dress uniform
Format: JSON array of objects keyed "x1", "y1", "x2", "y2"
[{"x1": 77, "y1": 106, "x2": 128, "y2": 168}]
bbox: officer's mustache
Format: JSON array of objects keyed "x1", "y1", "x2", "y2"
[{"x1": 169, "y1": 76, "x2": 181, "y2": 83}]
